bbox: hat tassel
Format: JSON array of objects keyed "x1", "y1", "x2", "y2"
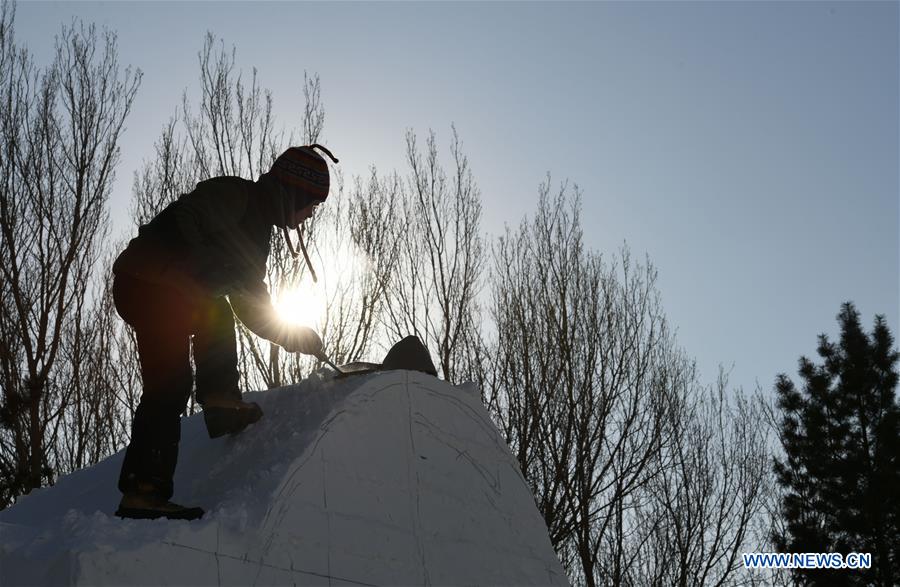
[{"x1": 283, "y1": 225, "x2": 318, "y2": 284}]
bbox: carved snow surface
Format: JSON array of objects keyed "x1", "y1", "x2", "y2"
[{"x1": 1, "y1": 370, "x2": 568, "y2": 586}]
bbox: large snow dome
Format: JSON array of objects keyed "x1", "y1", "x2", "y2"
[{"x1": 1, "y1": 370, "x2": 568, "y2": 586}]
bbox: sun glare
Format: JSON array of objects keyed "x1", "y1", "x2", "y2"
[
  {"x1": 271, "y1": 229, "x2": 375, "y2": 331},
  {"x1": 274, "y1": 279, "x2": 327, "y2": 328}
]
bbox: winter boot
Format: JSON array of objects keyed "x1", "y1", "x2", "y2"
[
  {"x1": 202, "y1": 399, "x2": 263, "y2": 439},
  {"x1": 115, "y1": 483, "x2": 204, "y2": 521}
]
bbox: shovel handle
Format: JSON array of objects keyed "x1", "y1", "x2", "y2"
[{"x1": 315, "y1": 351, "x2": 344, "y2": 374}]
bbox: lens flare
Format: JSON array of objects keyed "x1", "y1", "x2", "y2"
[
  {"x1": 272, "y1": 226, "x2": 374, "y2": 331},
  {"x1": 274, "y1": 278, "x2": 326, "y2": 328}
]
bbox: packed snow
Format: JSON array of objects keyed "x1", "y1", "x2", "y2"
[{"x1": 0, "y1": 370, "x2": 568, "y2": 586}]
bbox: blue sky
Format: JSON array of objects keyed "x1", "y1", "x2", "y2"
[{"x1": 13, "y1": 1, "x2": 899, "y2": 396}]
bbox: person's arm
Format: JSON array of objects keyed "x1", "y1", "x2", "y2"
[
  {"x1": 229, "y1": 281, "x2": 323, "y2": 355},
  {"x1": 228, "y1": 280, "x2": 285, "y2": 344}
]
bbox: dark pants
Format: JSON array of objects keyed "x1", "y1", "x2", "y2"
[{"x1": 114, "y1": 273, "x2": 240, "y2": 500}]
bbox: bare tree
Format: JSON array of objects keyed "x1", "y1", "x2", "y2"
[
  {"x1": 576, "y1": 247, "x2": 678, "y2": 587},
  {"x1": 486, "y1": 178, "x2": 771, "y2": 586},
  {"x1": 54, "y1": 253, "x2": 138, "y2": 473},
  {"x1": 131, "y1": 116, "x2": 195, "y2": 227},
  {"x1": 0, "y1": 7, "x2": 140, "y2": 505},
  {"x1": 627, "y1": 370, "x2": 771, "y2": 587},
  {"x1": 374, "y1": 126, "x2": 485, "y2": 382},
  {"x1": 487, "y1": 180, "x2": 676, "y2": 582},
  {"x1": 181, "y1": 33, "x2": 282, "y2": 181}
]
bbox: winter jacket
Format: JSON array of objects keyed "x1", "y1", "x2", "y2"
[{"x1": 113, "y1": 176, "x2": 283, "y2": 343}]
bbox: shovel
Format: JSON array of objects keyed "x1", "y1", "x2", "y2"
[
  {"x1": 314, "y1": 351, "x2": 384, "y2": 378},
  {"x1": 315, "y1": 351, "x2": 345, "y2": 374}
]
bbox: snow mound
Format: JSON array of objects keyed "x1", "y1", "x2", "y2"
[{"x1": 1, "y1": 370, "x2": 568, "y2": 586}]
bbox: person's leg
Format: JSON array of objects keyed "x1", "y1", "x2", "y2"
[
  {"x1": 193, "y1": 296, "x2": 240, "y2": 405},
  {"x1": 118, "y1": 327, "x2": 192, "y2": 500},
  {"x1": 193, "y1": 296, "x2": 262, "y2": 438},
  {"x1": 114, "y1": 274, "x2": 194, "y2": 502}
]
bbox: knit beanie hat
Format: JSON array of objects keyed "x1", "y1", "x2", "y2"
[
  {"x1": 271, "y1": 144, "x2": 339, "y2": 284},
  {"x1": 269, "y1": 144, "x2": 339, "y2": 202}
]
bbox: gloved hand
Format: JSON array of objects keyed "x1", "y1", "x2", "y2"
[{"x1": 279, "y1": 326, "x2": 323, "y2": 356}]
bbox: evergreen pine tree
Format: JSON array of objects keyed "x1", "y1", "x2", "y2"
[{"x1": 774, "y1": 302, "x2": 900, "y2": 586}]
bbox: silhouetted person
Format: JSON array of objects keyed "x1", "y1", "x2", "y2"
[{"x1": 112, "y1": 145, "x2": 338, "y2": 520}]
